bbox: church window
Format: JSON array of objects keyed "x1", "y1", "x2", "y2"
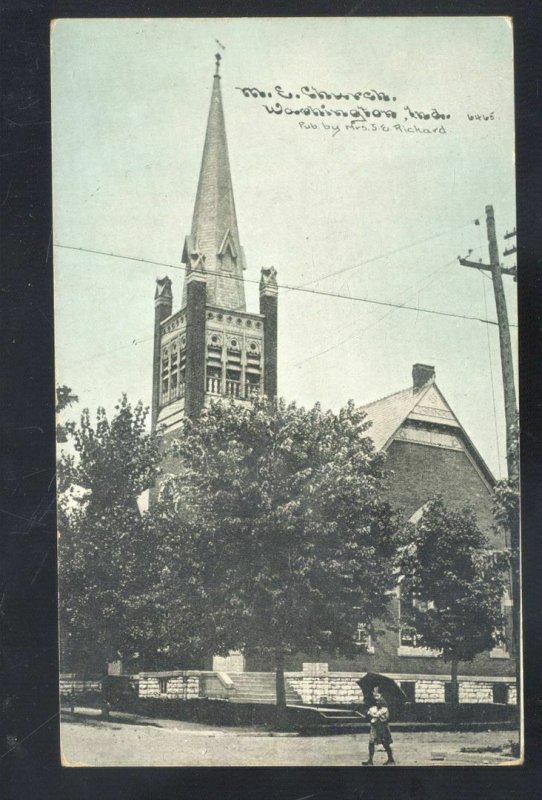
[
  {"x1": 170, "y1": 372, "x2": 178, "y2": 399},
  {"x1": 206, "y1": 336, "x2": 223, "y2": 395},
  {"x1": 354, "y1": 623, "x2": 375, "y2": 653},
  {"x1": 490, "y1": 594, "x2": 510, "y2": 658},
  {"x1": 399, "y1": 588, "x2": 434, "y2": 648},
  {"x1": 245, "y1": 340, "x2": 262, "y2": 397},
  {"x1": 221, "y1": 251, "x2": 233, "y2": 271},
  {"x1": 160, "y1": 344, "x2": 171, "y2": 406}
]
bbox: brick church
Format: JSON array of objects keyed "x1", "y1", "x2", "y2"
[{"x1": 147, "y1": 57, "x2": 515, "y2": 706}]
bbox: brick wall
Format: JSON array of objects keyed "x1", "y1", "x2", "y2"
[{"x1": 384, "y1": 439, "x2": 499, "y2": 545}]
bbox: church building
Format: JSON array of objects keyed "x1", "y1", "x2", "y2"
[
  {"x1": 290, "y1": 363, "x2": 516, "y2": 703},
  {"x1": 146, "y1": 58, "x2": 515, "y2": 707}
]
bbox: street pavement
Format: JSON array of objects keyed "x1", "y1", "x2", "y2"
[{"x1": 59, "y1": 710, "x2": 520, "y2": 767}]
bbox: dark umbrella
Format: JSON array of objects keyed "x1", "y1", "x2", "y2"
[{"x1": 356, "y1": 672, "x2": 408, "y2": 705}]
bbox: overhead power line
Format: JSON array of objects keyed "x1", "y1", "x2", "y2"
[
  {"x1": 54, "y1": 243, "x2": 515, "y2": 328},
  {"x1": 292, "y1": 220, "x2": 476, "y2": 291}
]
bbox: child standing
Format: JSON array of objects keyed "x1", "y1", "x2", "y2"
[{"x1": 362, "y1": 686, "x2": 395, "y2": 765}]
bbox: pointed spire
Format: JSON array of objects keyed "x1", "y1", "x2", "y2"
[{"x1": 182, "y1": 54, "x2": 246, "y2": 311}]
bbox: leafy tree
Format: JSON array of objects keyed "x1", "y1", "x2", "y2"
[
  {"x1": 493, "y1": 419, "x2": 520, "y2": 686},
  {"x1": 55, "y1": 384, "x2": 79, "y2": 443},
  {"x1": 152, "y1": 397, "x2": 400, "y2": 715},
  {"x1": 398, "y1": 497, "x2": 509, "y2": 703},
  {"x1": 58, "y1": 396, "x2": 164, "y2": 673}
]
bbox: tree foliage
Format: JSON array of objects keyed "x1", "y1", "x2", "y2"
[
  {"x1": 398, "y1": 497, "x2": 508, "y2": 682},
  {"x1": 55, "y1": 384, "x2": 79, "y2": 443},
  {"x1": 58, "y1": 396, "x2": 164, "y2": 673},
  {"x1": 492, "y1": 419, "x2": 520, "y2": 676},
  {"x1": 151, "y1": 397, "x2": 401, "y2": 701}
]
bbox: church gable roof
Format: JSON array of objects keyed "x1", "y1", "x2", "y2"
[
  {"x1": 360, "y1": 384, "x2": 425, "y2": 451},
  {"x1": 360, "y1": 374, "x2": 495, "y2": 487}
]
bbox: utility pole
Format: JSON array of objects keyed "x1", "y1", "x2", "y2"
[
  {"x1": 458, "y1": 205, "x2": 518, "y2": 481},
  {"x1": 459, "y1": 205, "x2": 520, "y2": 693}
]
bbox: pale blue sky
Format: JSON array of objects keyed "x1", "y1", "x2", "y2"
[{"x1": 52, "y1": 17, "x2": 517, "y2": 478}]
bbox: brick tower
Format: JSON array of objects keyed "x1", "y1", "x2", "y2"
[{"x1": 151, "y1": 54, "x2": 278, "y2": 439}]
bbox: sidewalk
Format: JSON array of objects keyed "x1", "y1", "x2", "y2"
[{"x1": 59, "y1": 709, "x2": 520, "y2": 767}]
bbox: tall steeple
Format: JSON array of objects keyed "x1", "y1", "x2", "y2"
[
  {"x1": 152, "y1": 54, "x2": 277, "y2": 436},
  {"x1": 182, "y1": 53, "x2": 246, "y2": 311}
]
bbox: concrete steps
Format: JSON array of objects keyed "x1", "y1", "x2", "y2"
[{"x1": 228, "y1": 672, "x2": 303, "y2": 705}]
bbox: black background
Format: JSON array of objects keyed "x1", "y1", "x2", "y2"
[{"x1": 1, "y1": 1, "x2": 541, "y2": 798}]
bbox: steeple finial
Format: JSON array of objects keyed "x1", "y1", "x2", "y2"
[{"x1": 214, "y1": 52, "x2": 221, "y2": 78}]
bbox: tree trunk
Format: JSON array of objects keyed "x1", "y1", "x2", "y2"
[
  {"x1": 275, "y1": 648, "x2": 286, "y2": 707},
  {"x1": 450, "y1": 658, "x2": 459, "y2": 706},
  {"x1": 275, "y1": 648, "x2": 288, "y2": 728}
]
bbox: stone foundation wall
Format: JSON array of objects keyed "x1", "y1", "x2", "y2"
[
  {"x1": 283, "y1": 668, "x2": 517, "y2": 706},
  {"x1": 415, "y1": 679, "x2": 446, "y2": 703},
  {"x1": 286, "y1": 674, "x2": 362, "y2": 706},
  {"x1": 138, "y1": 672, "x2": 200, "y2": 700},
  {"x1": 458, "y1": 681, "x2": 494, "y2": 704},
  {"x1": 59, "y1": 674, "x2": 101, "y2": 696}
]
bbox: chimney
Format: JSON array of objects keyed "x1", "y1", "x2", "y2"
[{"x1": 412, "y1": 363, "x2": 435, "y2": 391}]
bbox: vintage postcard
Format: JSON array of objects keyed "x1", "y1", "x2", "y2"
[{"x1": 52, "y1": 17, "x2": 520, "y2": 766}]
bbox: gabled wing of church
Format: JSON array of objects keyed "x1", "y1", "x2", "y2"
[
  {"x1": 151, "y1": 55, "x2": 278, "y2": 436},
  {"x1": 360, "y1": 363, "x2": 498, "y2": 543}
]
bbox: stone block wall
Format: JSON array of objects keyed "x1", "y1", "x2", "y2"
[
  {"x1": 286, "y1": 671, "x2": 363, "y2": 706},
  {"x1": 458, "y1": 681, "x2": 494, "y2": 704},
  {"x1": 283, "y1": 671, "x2": 517, "y2": 706},
  {"x1": 59, "y1": 674, "x2": 101, "y2": 696},
  {"x1": 138, "y1": 672, "x2": 200, "y2": 700},
  {"x1": 415, "y1": 679, "x2": 446, "y2": 703}
]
